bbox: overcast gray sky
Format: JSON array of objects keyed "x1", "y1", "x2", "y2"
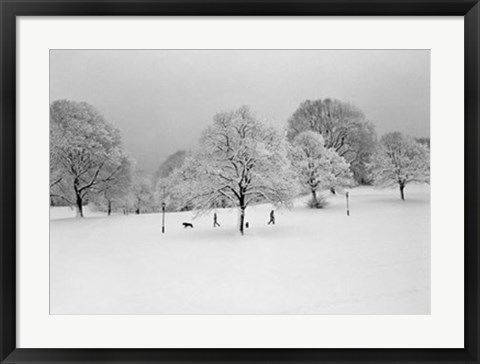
[{"x1": 50, "y1": 50, "x2": 430, "y2": 173}]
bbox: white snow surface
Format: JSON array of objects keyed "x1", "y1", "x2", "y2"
[{"x1": 50, "y1": 185, "x2": 430, "y2": 314}]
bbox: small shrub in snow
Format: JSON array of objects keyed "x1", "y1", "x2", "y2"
[{"x1": 307, "y1": 194, "x2": 329, "y2": 209}]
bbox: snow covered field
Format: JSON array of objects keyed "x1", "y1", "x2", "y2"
[{"x1": 50, "y1": 185, "x2": 430, "y2": 315}]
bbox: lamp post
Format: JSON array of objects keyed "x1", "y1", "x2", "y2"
[
  {"x1": 162, "y1": 202, "x2": 166, "y2": 233},
  {"x1": 346, "y1": 191, "x2": 350, "y2": 216}
]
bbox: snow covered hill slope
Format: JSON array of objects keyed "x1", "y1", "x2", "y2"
[{"x1": 50, "y1": 185, "x2": 430, "y2": 314}]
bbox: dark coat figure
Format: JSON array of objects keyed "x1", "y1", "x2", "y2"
[
  {"x1": 213, "y1": 212, "x2": 220, "y2": 227},
  {"x1": 268, "y1": 210, "x2": 275, "y2": 225}
]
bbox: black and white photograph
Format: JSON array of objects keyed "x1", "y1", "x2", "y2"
[{"x1": 49, "y1": 50, "x2": 430, "y2": 315}]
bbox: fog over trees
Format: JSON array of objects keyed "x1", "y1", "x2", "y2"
[{"x1": 155, "y1": 150, "x2": 187, "y2": 180}]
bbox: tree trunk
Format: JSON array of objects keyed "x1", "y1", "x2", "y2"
[
  {"x1": 75, "y1": 194, "x2": 84, "y2": 218},
  {"x1": 311, "y1": 189, "x2": 318, "y2": 204},
  {"x1": 107, "y1": 200, "x2": 112, "y2": 216},
  {"x1": 74, "y1": 178, "x2": 84, "y2": 218},
  {"x1": 400, "y1": 183, "x2": 405, "y2": 201},
  {"x1": 239, "y1": 206, "x2": 245, "y2": 235}
]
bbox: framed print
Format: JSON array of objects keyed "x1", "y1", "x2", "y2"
[{"x1": 1, "y1": 0, "x2": 479, "y2": 363}]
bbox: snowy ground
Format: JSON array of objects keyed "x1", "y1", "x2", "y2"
[{"x1": 50, "y1": 185, "x2": 430, "y2": 314}]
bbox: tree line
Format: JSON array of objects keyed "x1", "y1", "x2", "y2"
[{"x1": 50, "y1": 99, "x2": 430, "y2": 233}]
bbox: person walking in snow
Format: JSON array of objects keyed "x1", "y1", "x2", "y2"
[
  {"x1": 268, "y1": 210, "x2": 275, "y2": 225},
  {"x1": 213, "y1": 212, "x2": 221, "y2": 227}
]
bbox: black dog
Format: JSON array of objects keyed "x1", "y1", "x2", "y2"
[{"x1": 182, "y1": 222, "x2": 194, "y2": 228}]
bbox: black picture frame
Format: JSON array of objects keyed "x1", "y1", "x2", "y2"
[{"x1": 1, "y1": 1, "x2": 478, "y2": 363}]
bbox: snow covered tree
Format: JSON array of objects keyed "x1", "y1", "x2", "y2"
[
  {"x1": 289, "y1": 131, "x2": 352, "y2": 207},
  {"x1": 92, "y1": 156, "x2": 134, "y2": 215},
  {"x1": 50, "y1": 100, "x2": 129, "y2": 217},
  {"x1": 287, "y1": 98, "x2": 377, "y2": 184},
  {"x1": 370, "y1": 132, "x2": 430, "y2": 201},
  {"x1": 415, "y1": 137, "x2": 430, "y2": 149},
  {"x1": 175, "y1": 106, "x2": 297, "y2": 235}
]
